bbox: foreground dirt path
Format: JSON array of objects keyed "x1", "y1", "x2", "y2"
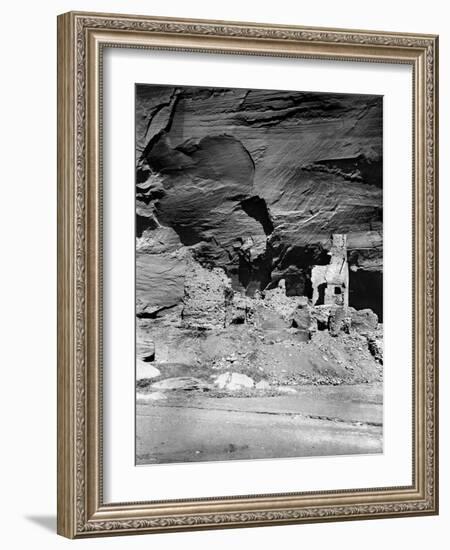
[{"x1": 136, "y1": 384, "x2": 382, "y2": 464}]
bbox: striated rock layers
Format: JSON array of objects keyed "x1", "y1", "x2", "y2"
[{"x1": 136, "y1": 84, "x2": 383, "y2": 325}]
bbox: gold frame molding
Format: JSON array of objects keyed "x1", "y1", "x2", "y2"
[{"x1": 57, "y1": 11, "x2": 439, "y2": 539}]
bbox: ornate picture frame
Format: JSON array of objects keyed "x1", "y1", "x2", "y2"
[{"x1": 57, "y1": 11, "x2": 438, "y2": 538}]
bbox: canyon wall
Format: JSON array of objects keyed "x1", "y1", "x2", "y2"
[{"x1": 135, "y1": 85, "x2": 383, "y2": 320}]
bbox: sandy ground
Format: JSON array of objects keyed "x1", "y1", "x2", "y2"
[{"x1": 136, "y1": 383, "x2": 382, "y2": 464}]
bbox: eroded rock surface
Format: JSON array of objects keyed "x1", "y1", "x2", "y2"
[
  {"x1": 135, "y1": 85, "x2": 383, "y2": 397},
  {"x1": 136, "y1": 85, "x2": 383, "y2": 317}
]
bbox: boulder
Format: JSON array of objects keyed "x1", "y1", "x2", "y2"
[
  {"x1": 350, "y1": 308, "x2": 379, "y2": 335},
  {"x1": 214, "y1": 372, "x2": 255, "y2": 391},
  {"x1": 136, "y1": 361, "x2": 161, "y2": 381},
  {"x1": 290, "y1": 305, "x2": 312, "y2": 331},
  {"x1": 136, "y1": 253, "x2": 187, "y2": 317},
  {"x1": 255, "y1": 380, "x2": 271, "y2": 390}
]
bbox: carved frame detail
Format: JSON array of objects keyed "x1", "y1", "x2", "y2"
[{"x1": 57, "y1": 11, "x2": 438, "y2": 538}]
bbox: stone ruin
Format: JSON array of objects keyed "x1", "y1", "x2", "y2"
[
  {"x1": 181, "y1": 257, "x2": 233, "y2": 330},
  {"x1": 182, "y1": 234, "x2": 353, "y2": 334},
  {"x1": 142, "y1": 233, "x2": 382, "y2": 369},
  {"x1": 179, "y1": 233, "x2": 378, "y2": 348},
  {"x1": 311, "y1": 234, "x2": 349, "y2": 308}
]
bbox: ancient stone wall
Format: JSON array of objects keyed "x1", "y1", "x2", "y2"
[{"x1": 311, "y1": 234, "x2": 349, "y2": 307}]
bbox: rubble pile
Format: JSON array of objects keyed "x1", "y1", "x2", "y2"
[{"x1": 137, "y1": 246, "x2": 383, "y2": 394}]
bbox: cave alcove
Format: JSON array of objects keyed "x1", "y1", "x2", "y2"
[{"x1": 348, "y1": 269, "x2": 383, "y2": 322}]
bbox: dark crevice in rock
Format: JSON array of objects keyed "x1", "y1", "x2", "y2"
[
  {"x1": 170, "y1": 223, "x2": 203, "y2": 247},
  {"x1": 136, "y1": 214, "x2": 158, "y2": 238},
  {"x1": 142, "y1": 89, "x2": 179, "y2": 144},
  {"x1": 142, "y1": 351, "x2": 155, "y2": 362},
  {"x1": 236, "y1": 251, "x2": 273, "y2": 295},
  {"x1": 240, "y1": 196, "x2": 274, "y2": 235},
  {"x1": 235, "y1": 105, "x2": 306, "y2": 127},
  {"x1": 349, "y1": 269, "x2": 383, "y2": 322},
  {"x1": 302, "y1": 154, "x2": 382, "y2": 188},
  {"x1": 276, "y1": 243, "x2": 331, "y2": 270},
  {"x1": 140, "y1": 91, "x2": 180, "y2": 163},
  {"x1": 136, "y1": 169, "x2": 151, "y2": 184},
  {"x1": 136, "y1": 304, "x2": 178, "y2": 319},
  {"x1": 235, "y1": 92, "x2": 360, "y2": 128},
  {"x1": 136, "y1": 91, "x2": 181, "y2": 183},
  {"x1": 136, "y1": 185, "x2": 166, "y2": 203}
]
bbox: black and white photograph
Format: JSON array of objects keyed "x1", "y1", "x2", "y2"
[{"x1": 135, "y1": 83, "x2": 383, "y2": 465}]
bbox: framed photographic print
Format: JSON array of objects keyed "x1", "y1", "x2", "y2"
[{"x1": 57, "y1": 11, "x2": 439, "y2": 538}]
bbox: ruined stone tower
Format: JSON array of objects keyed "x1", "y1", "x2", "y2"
[{"x1": 311, "y1": 234, "x2": 349, "y2": 307}]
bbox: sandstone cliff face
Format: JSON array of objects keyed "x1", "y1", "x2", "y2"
[{"x1": 136, "y1": 84, "x2": 383, "y2": 319}]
